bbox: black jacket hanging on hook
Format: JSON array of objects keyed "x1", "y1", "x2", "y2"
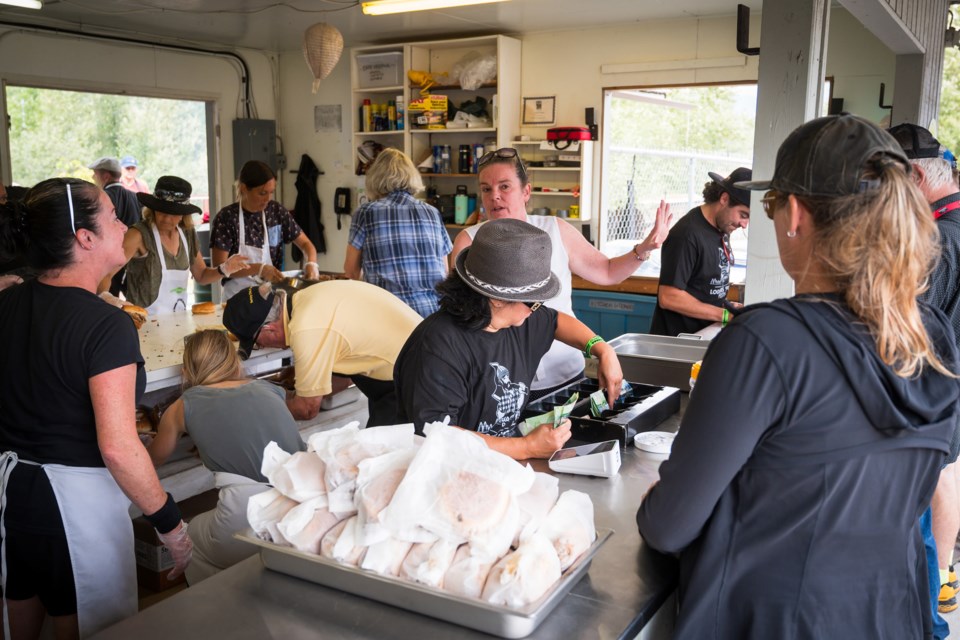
[{"x1": 293, "y1": 153, "x2": 326, "y2": 258}]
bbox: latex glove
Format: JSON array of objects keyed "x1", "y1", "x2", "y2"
[
  {"x1": 98, "y1": 291, "x2": 125, "y2": 308},
  {"x1": 258, "y1": 263, "x2": 284, "y2": 283},
  {"x1": 220, "y1": 253, "x2": 249, "y2": 277},
  {"x1": 303, "y1": 262, "x2": 320, "y2": 281},
  {"x1": 157, "y1": 520, "x2": 193, "y2": 579}
]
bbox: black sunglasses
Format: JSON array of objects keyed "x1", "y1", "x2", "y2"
[
  {"x1": 522, "y1": 301, "x2": 543, "y2": 312},
  {"x1": 478, "y1": 148, "x2": 528, "y2": 181}
]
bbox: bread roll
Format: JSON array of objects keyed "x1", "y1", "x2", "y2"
[
  {"x1": 122, "y1": 304, "x2": 147, "y2": 329},
  {"x1": 192, "y1": 301, "x2": 215, "y2": 315}
]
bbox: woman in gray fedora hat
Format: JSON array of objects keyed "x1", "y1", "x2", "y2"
[
  {"x1": 395, "y1": 218, "x2": 624, "y2": 460},
  {"x1": 100, "y1": 176, "x2": 247, "y2": 315}
]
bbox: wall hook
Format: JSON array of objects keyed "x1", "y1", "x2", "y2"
[
  {"x1": 737, "y1": 4, "x2": 760, "y2": 56},
  {"x1": 878, "y1": 83, "x2": 893, "y2": 110}
]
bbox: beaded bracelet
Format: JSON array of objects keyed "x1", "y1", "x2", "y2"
[{"x1": 584, "y1": 335, "x2": 605, "y2": 357}]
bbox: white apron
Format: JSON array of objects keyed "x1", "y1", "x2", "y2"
[
  {"x1": 146, "y1": 222, "x2": 191, "y2": 315},
  {"x1": 183, "y1": 470, "x2": 266, "y2": 585},
  {"x1": 222, "y1": 208, "x2": 272, "y2": 301},
  {"x1": 0, "y1": 453, "x2": 136, "y2": 639}
]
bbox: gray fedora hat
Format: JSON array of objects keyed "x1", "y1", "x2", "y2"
[{"x1": 455, "y1": 218, "x2": 561, "y2": 302}]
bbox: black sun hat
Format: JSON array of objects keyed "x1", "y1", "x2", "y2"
[
  {"x1": 137, "y1": 176, "x2": 202, "y2": 216},
  {"x1": 455, "y1": 218, "x2": 561, "y2": 302}
]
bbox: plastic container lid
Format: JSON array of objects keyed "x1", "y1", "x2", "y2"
[{"x1": 633, "y1": 431, "x2": 676, "y2": 455}]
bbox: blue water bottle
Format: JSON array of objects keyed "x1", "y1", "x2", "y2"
[{"x1": 433, "y1": 145, "x2": 442, "y2": 174}]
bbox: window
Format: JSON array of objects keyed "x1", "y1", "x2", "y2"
[
  {"x1": 5, "y1": 86, "x2": 212, "y2": 218},
  {"x1": 599, "y1": 83, "x2": 757, "y2": 283}
]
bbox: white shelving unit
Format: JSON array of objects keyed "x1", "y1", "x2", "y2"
[
  {"x1": 350, "y1": 36, "x2": 521, "y2": 216},
  {"x1": 512, "y1": 140, "x2": 594, "y2": 225}
]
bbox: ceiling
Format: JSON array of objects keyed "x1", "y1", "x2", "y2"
[{"x1": 0, "y1": 0, "x2": 764, "y2": 53}]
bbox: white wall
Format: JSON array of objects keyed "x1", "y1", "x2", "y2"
[{"x1": 826, "y1": 8, "x2": 897, "y2": 124}]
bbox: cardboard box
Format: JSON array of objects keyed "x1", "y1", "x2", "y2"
[
  {"x1": 408, "y1": 94, "x2": 449, "y2": 129},
  {"x1": 356, "y1": 51, "x2": 403, "y2": 89},
  {"x1": 132, "y1": 489, "x2": 219, "y2": 592}
]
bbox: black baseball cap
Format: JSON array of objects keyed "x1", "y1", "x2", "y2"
[
  {"x1": 223, "y1": 286, "x2": 275, "y2": 360},
  {"x1": 887, "y1": 123, "x2": 957, "y2": 169},
  {"x1": 736, "y1": 114, "x2": 910, "y2": 197},
  {"x1": 707, "y1": 167, "x2": 752, "y2": 207}
]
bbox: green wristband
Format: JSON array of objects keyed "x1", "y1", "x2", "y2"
[
  {"x1": 584, "y1": 335, "x2": 605, "y2": 357},
  {"x1": 722, "y1": 308, "x2": 730, "y2": 327}
]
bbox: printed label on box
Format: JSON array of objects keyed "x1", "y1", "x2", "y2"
[
  {"x1": 589, "y1": 299, "x2": 635, "y2": 312},
  {"x1": 134, "y1": 538, "x2": 175, "y2": 572}
]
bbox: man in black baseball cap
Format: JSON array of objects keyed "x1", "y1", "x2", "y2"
[
  {"x1": 223, "y1": 280, "x2": 422, "y2": 427},
  {"x1": 649, "y1": 167, "x2": 752, "y2": 336},
  {"x1": 890, "y1": 122, "x2": 960, "y2": 621}
]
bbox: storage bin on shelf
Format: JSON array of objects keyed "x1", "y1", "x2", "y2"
[{"x1": 356, "y1": 51, "x2": 403, "y2": 88}]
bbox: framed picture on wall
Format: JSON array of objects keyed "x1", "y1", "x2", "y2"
[{"x1": 522, "y1": 96, "x2": 556, "y2": 125}]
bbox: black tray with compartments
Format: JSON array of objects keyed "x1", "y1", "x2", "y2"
[{"x1": 522, "y1": 378, "x2": 680, "y2": 448}]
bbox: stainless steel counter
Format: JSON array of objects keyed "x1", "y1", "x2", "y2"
[
  {"x1": 95, "y1": 404, "x2": 685, "y2": 640},
  {"x1": 140, "y1": 306, "x2": 292, "y2": 393}
]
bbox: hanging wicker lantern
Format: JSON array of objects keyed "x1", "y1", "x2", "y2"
[{"x1": 303, "y1": 23, "x2": 344, "y2": 93}]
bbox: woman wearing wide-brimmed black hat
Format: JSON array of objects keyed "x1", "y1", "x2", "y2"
[
  {"x1": 394, "y1": 218, "x2": 624, "y2": 460},
  {"x1": 100, "y1": 176, "x2": 247, "y2": 314}
]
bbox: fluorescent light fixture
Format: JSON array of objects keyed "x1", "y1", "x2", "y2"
[
  {"x1": 0, "y1": 0, "x2": 43, "y2": 8},
  {"x1": 362, "y1": 0, "x2": 509, "y2": 16}
]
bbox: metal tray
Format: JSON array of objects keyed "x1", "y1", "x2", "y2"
[
  {"x1": 235, "y1": 528, "x2": 613, "y2": 639},
  {"x1": 604, "y1": 333, "x2": 709, "y2": 391}
]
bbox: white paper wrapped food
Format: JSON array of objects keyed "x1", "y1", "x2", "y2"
[
  {"x1": 360, "y1": 537, "x2": 414, "y2": 577},
  {"x1": 260, "y1": 441, "x2": 327, "y2": 502},
  {"x1": 399, "y1": 539, "x2": 459, "y2": 589},
  {"x1": 481, "y1": 535, "x2": 562, "y2": 608},
  {"x1": 276, "y1": 496, "x2": 341, "y2": 555},
  {"x1": 309, "y1": 422, "x2": 417, "y2": 517},
  {"x1": 247, "y1": 488, "x2": 298, "y2": 545},
  {"x1": 319, "y1": 515, "x2": 367, "y2": 566},
  {"x1": 380, "y1": 423, "x2": 534, "y2": 555},
  {"x1": 529, "y1": 490, "x2": 596, "y2": 571},
  {"x1": 514, "y1": 472, "x2": 559, "y2": 546},
  {"x1": 442, "y1": 543, "x2": 495, "y2": 599},
  {"x1": 354, "y1": 448, "x2": 418, "y2": 546}
]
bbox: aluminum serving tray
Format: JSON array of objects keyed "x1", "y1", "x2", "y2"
[
  {"x1": 235, "y1": 528, "x2": 613, "y2": 639},
  {"x1": 604, "y1": 333, "x2": 709, "y2": 391}
]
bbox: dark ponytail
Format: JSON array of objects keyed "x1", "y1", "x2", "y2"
[
  {"x1": 238, "y1": 161, "x2": 276, "y2": 189},
  {"x1": 0, "y1": 178, "x2": 102, "y2": 272}
]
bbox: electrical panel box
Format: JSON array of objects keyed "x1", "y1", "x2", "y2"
[{"x1": 233, "y1": 119, "x2": 277, "y2": 175}]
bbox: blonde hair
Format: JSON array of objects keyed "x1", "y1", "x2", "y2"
[
  {"x1": 142, "y1": 207, "x2": 195, "y2": 231},
  {"x1": 794, "y1": 155, "x2": 952, "y2": 378},
  {"x1": 364, "y1": 148, "x2": 423, "y2": 200},
  {"x1": 182, "y1": 330, "x2": 246, "y2": 389}
]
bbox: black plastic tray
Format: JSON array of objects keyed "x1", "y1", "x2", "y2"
[{"x1": 523, "y1": 379, "x2": 680, "y2": 447}]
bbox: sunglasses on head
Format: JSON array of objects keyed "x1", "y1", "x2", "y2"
[
  {"x1": 522, "y1": 301, "x2": 542, "y2": 312},
  {"x1": 155, "y1": 188, "x2": 190, "y2": 203},
  {"x1": 478, "y1": 148, "x2": 527, "y2": 181}
]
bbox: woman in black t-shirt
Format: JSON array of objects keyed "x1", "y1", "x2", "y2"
[
  {"x1": 0, "y1": 178, "x2": 193, "y2": 638},
  {"x1": 395, "y1": 218, "x2": 624, "y2": 460}
]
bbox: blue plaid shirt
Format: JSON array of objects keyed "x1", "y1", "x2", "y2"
[{"x1": 347, "y1": 190, "x2": 452, "y2": 317}]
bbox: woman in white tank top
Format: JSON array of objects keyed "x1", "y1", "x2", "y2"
[{"x1": 452, "y1": 148, "x2": 672, "y2": 396}]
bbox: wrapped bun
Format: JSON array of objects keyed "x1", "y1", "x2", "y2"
[
  {"x1": 122, "y1": 304, "x2": 147, "y2": 329},
  {"x1": 192, "y1": 301, "x2": 216, "y2": 315}
]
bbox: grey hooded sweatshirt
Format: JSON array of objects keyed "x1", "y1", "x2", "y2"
[{"x1": 637, "y1": 294, "x2": 960, "y2": 640}]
